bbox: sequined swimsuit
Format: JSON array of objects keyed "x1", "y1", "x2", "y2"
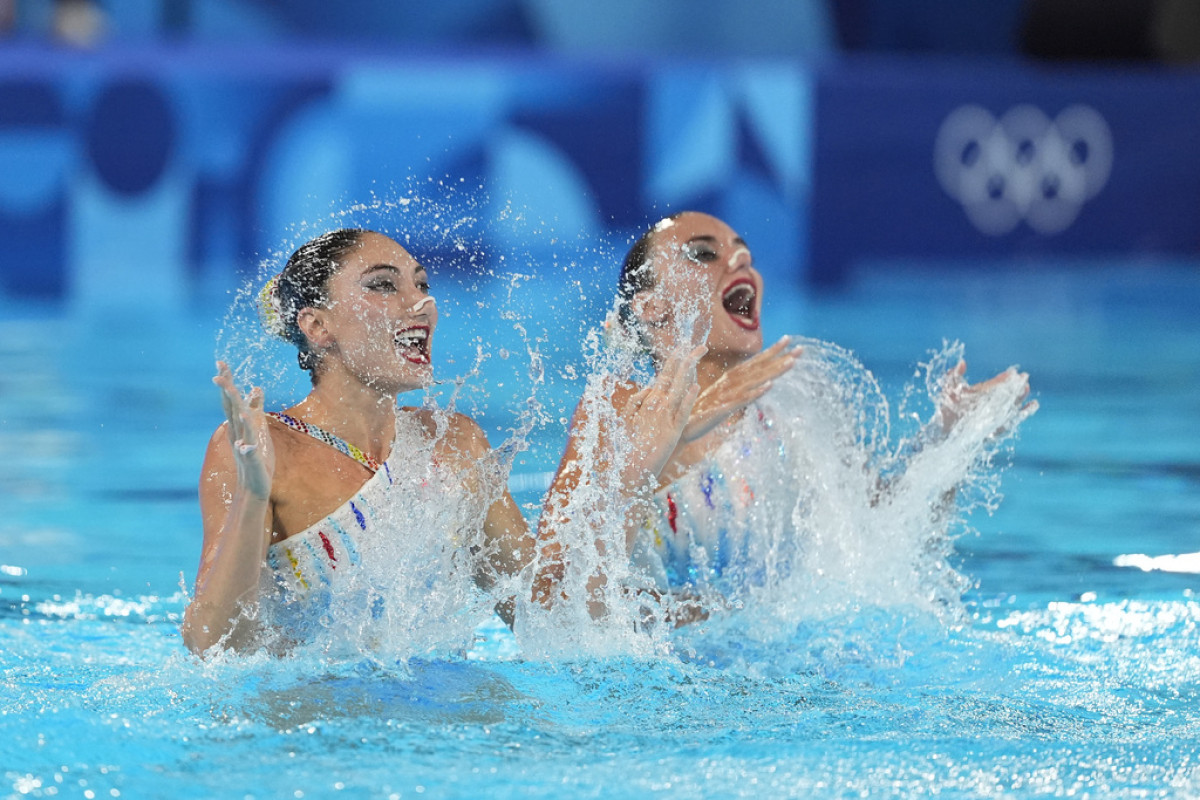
[
  {"x1": 632, "y1": 405, "x2": 796, "y2": 593},
  {"x1": 635, "y1": 449, "x2": 758, "y2": 591},
  {"x1": 258, "y1": 412, "x2": 493, "y2": 652},
  {"x1": 265, "y1": 448, "x2": 399, "y2": 600},
  {"x1": 259, "y1": 413, "x2": 462, "y2": 610}
]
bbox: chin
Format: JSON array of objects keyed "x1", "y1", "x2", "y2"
[
  {"x1": 403, "y1": 365, "x2": 434, "y2": 390},
  {"x1": 373, "y1": 363, "x2": 433, "y2": 395},
  {"x1": 708, "y1": 329, "x2": 762, "y2": 360}
]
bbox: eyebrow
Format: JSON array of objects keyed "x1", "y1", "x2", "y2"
[
  {"x1": 361, "y1": 263, "x2": 427, "y2": 277},
  {"x1": 685, "y1": 235, "x2": 750, "y2": 248}
]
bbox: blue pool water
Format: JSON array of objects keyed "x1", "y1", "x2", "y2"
[{"x1": 3, "y1": 263, "x2": 1199, "y2": 798}]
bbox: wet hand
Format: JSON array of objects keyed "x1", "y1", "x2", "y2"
[
  {"x1": 620, "y1": 345, "x2": 706, "y2": 490},
  {"x1": 214, "y1": 361, "x2": 275, "y2": 499},
  {"x1": 681, "y1": 336, "x2": 802, "y2": 442},
  {"x1": 936, "y1": 360, "x2": 1037, "y2": 435}
]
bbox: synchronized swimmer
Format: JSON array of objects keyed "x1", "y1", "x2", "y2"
[{"x1": 597, "y1": 211, "x2": 1036, "y2": 621}]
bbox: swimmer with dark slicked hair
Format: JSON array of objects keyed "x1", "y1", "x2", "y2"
[{"x1": 583, "y1": 211, "x2": 1036, "y2": 625}]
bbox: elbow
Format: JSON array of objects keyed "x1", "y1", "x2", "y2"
[
  {"x1": 181, "y1": 622, "x2": 219, "y2": 657},
  {"x1": 180, "y1": 604, "x2": 231, "y2": 657}
]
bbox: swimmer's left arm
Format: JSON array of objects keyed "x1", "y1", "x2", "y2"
[
  {"x1": 875, "y1": 360, "x2": 1038, "y2": 504},
  {"x1": 478, "y1": 486, "x2": 533, "y2": 627},
  {"x1": 443, "y1": 413, "x2": 536, "y2": 625}
]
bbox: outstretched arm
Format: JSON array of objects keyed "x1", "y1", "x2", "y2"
[
  {"x1": 181, "y1": 362, "x2": 276, "y2": 655},
  {"x1": 933, "y1": 359, "x2": 1037, "y2": 436},
  {"x1": 879, "y1": 359, "x2": 1037, "y2": 506}
]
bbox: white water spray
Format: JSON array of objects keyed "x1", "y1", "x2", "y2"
[{"x1": 515, "y1": 327, "x2": 1034, "y2": 659}]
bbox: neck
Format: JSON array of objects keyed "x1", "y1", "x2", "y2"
[
  {"x1": 290, "y1": 370, "x2": 399, "y2": 461},
  {"x1": 695, "y1": 349, "x2": 751, "y2": 393}
]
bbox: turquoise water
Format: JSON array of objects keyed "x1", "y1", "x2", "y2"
[{"x1": 3, "y1": 265, "x2": 1199, "y2": 798}]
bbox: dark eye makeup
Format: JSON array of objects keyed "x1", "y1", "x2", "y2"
[
  {"x1": 363, "y1": 277, "x2": 396, "y2": 292},
  {"x1": 683, "y1": 242, "x2": 718, "y2": 262},
  {"x1": 359, "y1": 263, "x2": 431, "y2": 294}
]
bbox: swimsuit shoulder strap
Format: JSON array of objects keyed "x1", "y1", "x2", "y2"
[{"x1": 268, "y1": 412, "x2": 381, "y2": 473}]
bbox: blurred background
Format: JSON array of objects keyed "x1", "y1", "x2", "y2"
[{"x1": 1, "y1": 0, "x2": 1198, "y2": 310}]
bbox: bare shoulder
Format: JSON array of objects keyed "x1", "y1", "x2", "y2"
[
  {"x1": 201, "y1": 422, "x2": 235, "y2": 474},
  {"x1": 402, "y1": 407, "x2": 490, "y2": 459},
  {"x1": 198, "y1": 423, "x2": 241, "y2": 508},
  {"x1": 200, "y1": 416, "x2": 289, "y2": 490},
  {"x1": 609, "y1": 378, "x2": 641, "y2": 413},
  {"x1": 204, "y1": 415, "x2": 296, "y2": 461},
  {"x1": 443, "y1": 411, "x2": 491, "y2": 457}
]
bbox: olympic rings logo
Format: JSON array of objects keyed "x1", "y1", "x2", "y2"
[{"x1": 934, "y1": 104, "x2": 1113, "y2": 236}]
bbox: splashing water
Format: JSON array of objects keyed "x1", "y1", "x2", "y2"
[
  {"x1": 515, "y1": 327, "x2": 1034, "y2": 663},
  {"x1": 208, "y1": 188, "x2": 1034, "y2": 673},
  {"x1": 208, "y1": 187, "x2": 624, "y2": 664},
  {"x1": 253, "y1": 411, "x2": 501, "y2": 664},
  {"x1": 11, "y1": 260, "x2": 1200, "y2": 799}
]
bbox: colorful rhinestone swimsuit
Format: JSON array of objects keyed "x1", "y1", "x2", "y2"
[
  {"x1": 632, "y1": 404, "x2": 796, "y2": 593},
  {"x1": 268, "y1": 412, "x2": 382, "y2": 472},
  {"x1": 261, "y1": 412, "x2": 459, "y2": 602},
  {"x1": 264, "y1": 418, "x2": 399, "y2": 601},
  {"x1": 258, "y1": 411, "x2": 494, "y2": 652}
]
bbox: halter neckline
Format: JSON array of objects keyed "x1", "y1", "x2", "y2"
[{"x1": 268, "y1": 412, "x2": 381, "y2": 473}]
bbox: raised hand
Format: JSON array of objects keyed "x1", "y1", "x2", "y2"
[
  {"x1": 618, "y1": 344, "x2": 706, "y2": 492},
  {"x1": 936, "y1": 359, "x2": 1037, "y2": 435},
  {"x1": 213, "y1": 361, "x2": 275, "y2": 499},
  {"x1": 681, "y1": 336, "x2": 801, "y2": 443}
]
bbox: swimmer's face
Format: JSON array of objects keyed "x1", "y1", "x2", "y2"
[
  {"x1": 304, "y1": 232, "x2": 437, "y2": 393},
  {"x1": 635, "y1": 212, "x2": 763, "y2": 362}
]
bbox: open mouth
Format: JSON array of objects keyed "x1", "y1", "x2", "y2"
[
  {"x1": 721, "y1": 279, "x2": 759, "y2": 330},
  {"x1": 394, "y1": 325, "x2": 432, "y2": 365}
]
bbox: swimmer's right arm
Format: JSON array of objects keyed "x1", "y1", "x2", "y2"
[
  {"x1": 181, "y1": 362, "x2": 276, "y2": 656},
  {"x1": 532, "y1": 346, "x2": 705, "y2": 615}
]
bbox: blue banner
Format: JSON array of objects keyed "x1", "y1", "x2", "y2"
[{"x1": 810, "y1": 59, "x2": 1200, "y2": 284}]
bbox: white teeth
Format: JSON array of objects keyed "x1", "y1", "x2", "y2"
[
  {"x1": 395, "y1": 328, "x2": 429, "y2": 351},
  {"x1": 722, "y1": 284, "x2": 755, "y2": 303}
]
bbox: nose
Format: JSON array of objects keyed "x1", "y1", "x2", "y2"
[
  {"x1": 727, "y1": 246, "x2": 751, "y2": 274},
  {"x1": 408, "y1": 295, "x2": 436, "y2": 318}
]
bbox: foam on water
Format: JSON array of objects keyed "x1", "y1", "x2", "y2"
[{"x1": 8, "y1": 582, "x2": 1200, "y2": 800}]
